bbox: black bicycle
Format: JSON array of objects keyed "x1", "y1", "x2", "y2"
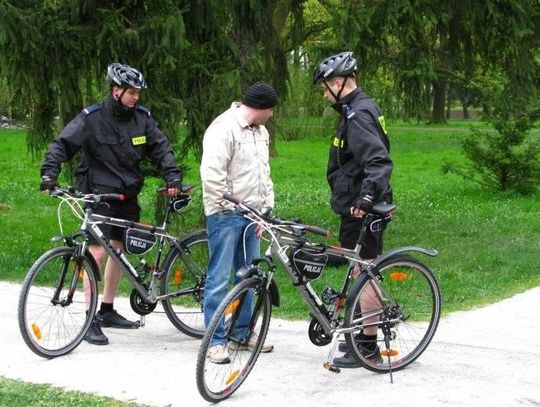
[
  {"x1": 196, "y1": 192, "x2": 441, "y2": 402},
  {"x1": 18, "y1": 186, "x2": 208, "y2": 358}
]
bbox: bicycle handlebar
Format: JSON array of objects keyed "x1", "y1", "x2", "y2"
[
  {"x1": 51, "y1": 188, "x2": 125, "y2": 203},
  {"x1": 222, "y1": 192, "x2": 331, "y2": 237}
]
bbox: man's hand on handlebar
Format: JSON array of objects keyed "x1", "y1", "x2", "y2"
[
  {"x1": 40, "y1": 175, "x2": 58, "y2": 194},
  {"x1": 165, "y1": 179, "x2": 182, "y2": 197}
]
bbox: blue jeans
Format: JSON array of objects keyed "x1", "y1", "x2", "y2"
[{"x1": 204, "y1": 212, "x2": 260, "y2": 346}]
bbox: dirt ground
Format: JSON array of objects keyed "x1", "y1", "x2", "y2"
[{"x1": 1, "y1": 281, "x2": 539, "y2": 407}]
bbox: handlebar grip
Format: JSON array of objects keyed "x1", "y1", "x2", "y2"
[
  {"x1": 101, "y1": 193, "x2": 125, "y2": 201},
  {"x1": 222, "y1": 192, "x2": 241, "y2": 205},
  {"x1": 303, "y1": 224, "x2": 331, "y2": 237}
]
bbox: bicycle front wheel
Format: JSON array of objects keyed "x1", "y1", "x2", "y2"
[
  {"x1": 196, "y1": 277, "x2": 272, "y2": 403},
  {"x1": 161, "y1": 229, "x2": 208, "y2": 338},
  {"x1": 18, "y1": 246, "x2": 99, "y2": 358},
  {"x1": 344, "y1": 255, "x2": 441, "y2": 373}
]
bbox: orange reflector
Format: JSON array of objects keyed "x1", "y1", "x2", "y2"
[
  {"x1": 31, "y1": 323, "x2": 42, "y2": 340},
  {"x1": 380, "y1": 349, "x2": 399, "y2": 356},
  {"x1": 225, "y1": 299, "x2": 240, "y2": 316},
  {"x1": 389, "y1": 272, "x2": 408, "y2": 281},
  {"x1": 79, "y1": 271, "x2": 84, "y2": 279},
  {"x1": 174, "y1": 268, "x2": 183, "y2": 286},
  {"x1": 225, "y1": 370, "x2": 240, "y2": 385}
]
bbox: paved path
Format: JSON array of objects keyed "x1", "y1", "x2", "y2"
[{"x1": 1, "y1": 281, "x2": 539, "y2": 407}]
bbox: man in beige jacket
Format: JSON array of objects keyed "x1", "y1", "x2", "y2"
[{"x1": 200, "y1": 81, "x2": 277, "y2": 364}]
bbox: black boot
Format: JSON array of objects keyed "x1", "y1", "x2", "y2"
[
  {"x1": 84, "y1": 318, "x2": 109, "y2": 345},
  {"x1": 97, "y1": 309, "x2": 139, "y2": 329},
  {"x1": 334, "y1": 334, "x2": 382, "y2": 368}
]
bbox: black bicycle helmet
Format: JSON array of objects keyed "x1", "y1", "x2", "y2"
[
  {"x1": 312, "y1": 51, "x2": 357, "y2": 84},
  {"x1": 106, "y1": 63, "x2": 147, "y2": 89}
]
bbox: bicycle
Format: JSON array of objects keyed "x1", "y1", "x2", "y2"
[
  {"x1": 18, "y1": 186, "x2": 208, "y2": 358},
  {"x1": 196, "y1": 192, "x2": 441, "y2": 402}
]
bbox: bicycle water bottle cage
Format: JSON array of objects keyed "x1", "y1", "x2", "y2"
[{"x1": 123, "y1": 228, "x2": 157, "y2": 255}]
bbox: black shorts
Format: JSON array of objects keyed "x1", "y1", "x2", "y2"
[
  {"x1": 89, "y1": 198, "x2": 141, "y2": 243},
  {"x1": 339, "y1": 215, "x2": 385, "y2": 259}
]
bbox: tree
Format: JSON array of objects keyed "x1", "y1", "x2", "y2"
[{"x1": 0, "y1": 0, "x2": 302, "y2": 159}]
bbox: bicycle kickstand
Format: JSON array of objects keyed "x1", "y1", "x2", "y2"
[
  {"x1": 383, "y1": 332, "x2": 394, "y2": 384},
  {"x1": 323, "y1": 333, "x2": 341, "y2": 373},
  {"x1": 138, "y1": 315, "x2": 145, "y2": 328}
]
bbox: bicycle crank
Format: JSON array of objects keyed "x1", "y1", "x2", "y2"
[
  {"x1": 130, "y1": 287, "x2": 157, "y2": 316},
  {"x1": 308, "y1": 317, "x2": 332, "y2": 346}
]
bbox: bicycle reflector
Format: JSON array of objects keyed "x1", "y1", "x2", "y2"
[
  {"x1": 31, "y1": 323, "x2": 42, "y2": 340},
  {"x1": 389, "y1": 272, "x2": 408, "y2": 281},
  {"x1": 174, "y1": 268, "x2": 183, "y2": 286},
  {"x1": 226, "y1": 370, "x2": 240, "y2": 385},
  {"x1": 380, "y1": 349, "x2": 399, "y2": 357},
  {"x1": 225, "y1": 299, "x2": 240, "y2": 316}
]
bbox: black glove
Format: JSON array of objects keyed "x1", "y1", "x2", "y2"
[
  {"x1": 40, "y1": 175, "x2": 58, "y2": 192},
  {"x1": 352, "y1": 194, "x2": 374, "y2": 213},
  {"x1": 166, "y1": 179, "x2": 182, "y2": 190}
]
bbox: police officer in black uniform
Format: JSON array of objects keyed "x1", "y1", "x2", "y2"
[
  {"x1": 313, "y1": 51, "x2": 393, "y2": 368},
  {"x1": 40, "y1": 63, "x2": 182, "y2": 345}
]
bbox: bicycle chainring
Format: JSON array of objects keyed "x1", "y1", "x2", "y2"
[
  {"x1": 129, "y1": 287, "x2": 157, "y2": 315},
  {"x1": 308, "y1": 317, "x2": 332, "y2": 346}
]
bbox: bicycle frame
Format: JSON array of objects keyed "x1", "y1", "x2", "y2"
[
  {"x1": 232, "y1": 197, "x2": 437, "y2": 346},
  {"x1": 55, "y1": 189, "x2": 196, "y2": 307}
]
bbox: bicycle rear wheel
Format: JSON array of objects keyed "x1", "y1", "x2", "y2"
[
  {"x1": 344, "y1": 255, "x2": 441, "y2": 373},
  {"x1": 18, "y1": 246, "x2": 99, "y2": 358},
  {"x1": 161, "y1": 230, "x2": 208, "y2": 338},
  {"x1": 196, "y1": 277, "x2": 272, "y2": 403}
]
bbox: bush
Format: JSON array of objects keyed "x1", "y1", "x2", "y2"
[{"x1": 443, "y1": 93, "x2": 540, "y2": 194}]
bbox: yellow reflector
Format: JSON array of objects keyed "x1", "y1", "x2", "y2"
[
  {"x1": 389, "y1": 272, "x2": 408, "y2": 281},
  {"x1": 225, "y1": 370, "x2": 240, "y2": 385},
  {"x1": 79, "y1": 271, "x2": 84, "y2": 279},
  {"x1": 225, "y1": 299, "x2": 240, "y2": 316},
  {"x1": 174, "y1": 268, "x2": 183, "y2": 286},
  {"x1": 380, "y1": 349, "x2": 399, "y2": 356},
  {"x1": 31, "y1": 323, "x2": 42, "y2": 340}
]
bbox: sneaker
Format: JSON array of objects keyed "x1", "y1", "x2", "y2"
[
  {"x1": 84, "y1": 318, "x2": 109, "y2": 345},
  {"x1": 208, "y1": 345, "x2": 231, "y2": 364},
  {"x1": 334, "y1": 345, "x2": 383, "y2": 369},
  {"x1": 97, "y1": 309, "x2": 139, "y2": 329},
  {"x1": 229, "y1": 333, "x2": 274, "y2": 353}
]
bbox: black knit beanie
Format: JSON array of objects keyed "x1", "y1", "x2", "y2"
[{"x1": 242, "y1": 81, "x2": 278, "y2": 109}]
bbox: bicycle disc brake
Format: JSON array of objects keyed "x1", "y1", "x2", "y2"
[
  {"x1": 130, "y1": 287, "x2": 157, "y2": 315},
  {"x1": 308, "y1": 317, "x2": 332, "y2": 346}
]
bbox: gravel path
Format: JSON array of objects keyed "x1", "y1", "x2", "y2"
[{"x1": 2, "y1": 281, "x2": 539, "y2": 407}]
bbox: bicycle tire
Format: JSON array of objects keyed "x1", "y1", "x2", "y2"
[
  {"x1": 160, "y1": 229, "x2": 208, "y2": 338},
  {"x1": 344, "y1": 254, "x2": 441, "y2": 373},
  {"x1": 18, "y1": 246, "x2": 99, "y2": 358},
  {"x1": 196, "y1": 276, "x2": 272, "y2": 403}
]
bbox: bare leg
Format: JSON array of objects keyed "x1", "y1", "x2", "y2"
[
  {"x1": 85, "y1": 245, "x2": 107, "y2": 309},
  {"x1": 352, "y1": 261, "x2": 380, "y2": 336},
  {"x1": 101, "y1": 239, "x2": 123, "y2": 303}
]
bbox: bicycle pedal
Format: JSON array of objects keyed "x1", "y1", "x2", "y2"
[{"x1": 323, "y1": 362, "x2": 341, "y2": 374}]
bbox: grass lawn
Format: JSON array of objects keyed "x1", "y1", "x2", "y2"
[{"x1": 1, "y1": 123, "x2": 539, "y2": 321}]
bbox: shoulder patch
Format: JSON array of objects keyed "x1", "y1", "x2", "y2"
[
  {"x1": 82, "y1": 104, "x2": 103, "y2": 116},
  {"x1": 136, "y1": 105, "x2": 151, "y2": 117}
]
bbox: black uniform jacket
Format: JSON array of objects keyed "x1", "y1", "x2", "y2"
[
  {"x1": 327, "y1": 88, "x2": 393, "y2": 216},
  {"x1": 41, "y1": 96, "x2": 182, "y2": 197}
]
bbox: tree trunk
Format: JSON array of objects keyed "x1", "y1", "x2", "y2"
[
  {"x1": 431, "y1": 80, "x2": 448, "y2": 123},
  {"x1": 461, "y1": 99, "x2": 470, "y2": 119}
]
